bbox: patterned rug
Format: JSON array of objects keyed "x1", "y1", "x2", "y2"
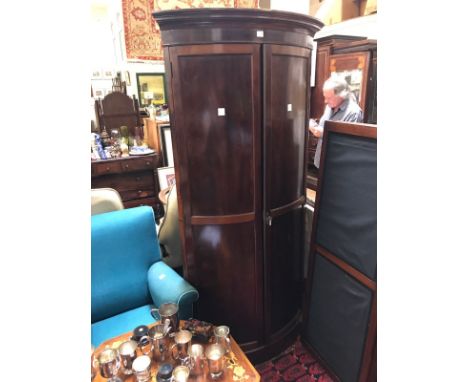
[
  {"x1": 255, "y1": 340, "x2": 334, "y2": 382},
  {"x1": 122, "y1": 0, "x2": 259, "y2": 61}
]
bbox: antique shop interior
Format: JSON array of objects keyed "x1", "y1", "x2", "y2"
[{"x1": 90, "y1": 0, "x2": 377, "y2": 381}]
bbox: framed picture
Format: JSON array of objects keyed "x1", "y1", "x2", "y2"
[
  {"x1": 159, "y1": 124, "x2": 174, "y2": 167},
  {"x1": 94, "y1": 89, "x2": 105, "y2": 98},
  {"x1": 102, "y1": 69, "x2": 114, "y2": 79},
  {"x1": 136, "y1": 73, "x2": 167, "y2": 107},
  {"x1": 92, "y1": 70, "x2": 102, "y2": 79},
  {"x1": 157, "y1": 166, "x2": 176, "y2": 190}
]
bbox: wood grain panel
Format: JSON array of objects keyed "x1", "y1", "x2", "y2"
[
  {"x1": 91, "y1": 171, "x2": 155, "y2": 192},
  {"x1": 174, "y1": 45, "x2": 258, "y2": 216},
  {"x1": 267, "y1": 208, "x2": 304, "y2": 334},
  {"x1": 264, "y1": 44, "x2": 310, "y2": 210},
  {"x1": 263, "y1": 44, "x2": 310, "y2": 343},
  {"x1": 191, "y1": 212, "x2": 255, "y2": 225},
  {"x1": 167, "y1": 44, "x2": 264, "y2": 350},
  {"x1": 157, "y1": 10, "x2": 322, "y2": 360},
  {"x1": 120, "y1": 156, "x2": 158, "y2": 172},
  {"x1": 91, "y1": 155, "x2": 161, "y2": 216},
  {"x1": 191, "y1": 222, "x2": 260, "y2": 345},
  {"x1": 154, "y1": 8, "x2": 323, "y2": 49}
]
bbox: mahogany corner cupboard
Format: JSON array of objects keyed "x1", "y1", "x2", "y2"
[{"x1": 152, "y1": 8, "x2": 323, "y2": 362}]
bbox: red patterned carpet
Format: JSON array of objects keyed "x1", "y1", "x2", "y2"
[{"x1": 255, "y1": 340, "x2": 334, "y2": 382}]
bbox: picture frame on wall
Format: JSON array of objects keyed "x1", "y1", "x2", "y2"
[
  {"x1": 159, "y1": 124, "x2": 174, "y2": 167},
  {"x1": 94, "y1": 89, "x2": 105, "y2": 98},
  {"x1": 102, "y1": 69, "x2": 114, "y2": 79},
  {"x1": 157, "y1": 166, "x2": 176, "y2": 190},
  {"x1": 92, "y1": 70, "x2": 102, "y2": 79},
  {"x1": 136, "y1": 73, "x2": 167, "y2": 107}
]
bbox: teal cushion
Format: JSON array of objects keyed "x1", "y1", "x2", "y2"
[
  {"x1": 91, "y1": 304, "x2": 155, "y2": 347},
  {"x1": 92, "y1": 206, "x2": 161, "y2": 322},
  {"x1": 147, "y1": 261, "x2": 199, "y2": 319}
]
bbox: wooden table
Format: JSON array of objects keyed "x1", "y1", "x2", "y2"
[{"x1": 93, "y1": 321, "x2": 260, "y2": 382}]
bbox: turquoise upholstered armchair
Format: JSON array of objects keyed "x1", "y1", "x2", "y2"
[{"x1": 91, "y1": 206, "x2": 199, "y2": 347}]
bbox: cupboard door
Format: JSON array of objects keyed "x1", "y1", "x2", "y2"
[
  {"x1": 168, "y1": 44, "x2": 263, "y2": 346},
  {"x1": 263, "y1": 44, "x2": 311, "y2": 337}
]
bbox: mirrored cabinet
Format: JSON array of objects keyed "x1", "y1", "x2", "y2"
[{"x1": 330, "y1": 52, "x2": 369, "y2": 110}]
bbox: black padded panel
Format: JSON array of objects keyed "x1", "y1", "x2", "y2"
[
  {"x1": 316, "y1": 132, "x2": 377, "y2": 280},
  {"x1": 304, "y1": 254, "x2": 373, "y2": 382}
]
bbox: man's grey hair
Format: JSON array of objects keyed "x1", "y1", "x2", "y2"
[{"x1": 323, "y1": 76, "x2": 350, "y2": 99}]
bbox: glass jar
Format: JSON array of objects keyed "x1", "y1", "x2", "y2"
[
  {"x1": 110, "y1": 129, "x2": 121, "y2": 144},
  {"x1": 120, "y1": 126, "x2": 129, "y2": 145}
]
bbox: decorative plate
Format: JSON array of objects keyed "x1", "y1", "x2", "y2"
[{"x1": 129, "y1": 148, "x2": 155, "y2": 156}]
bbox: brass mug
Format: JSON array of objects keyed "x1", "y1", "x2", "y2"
[
  {"x1": 132, "y1": 355, "x2": 152, "y2": 382},
  {"x1": 205, "y1": 343, "x2": 226, "y2": 379},
  {"x1": 173, "y1": 365, "x2": 190, "y2": 382},
  {"x1": 96, "y1": 347, "x2": 121, "y2": 380},
  {"x1": 136, "y1": 335, "x2": 153, "y2": 357},
  {"x1": 170, "y1": 330, "x2": 192, "y2": 365},
  {"x1": 188, "y1": 344, "x2": 205, "y2": 376},
  {"x1": 132, "y1": 325, "x2": 152, "y2": 356},
  {"x1": 148, "y1": 324, "x2": 170, "y2": 362},
  {"x1": 151, "y1": 302, "x2": 179, "y2": 335},
  {"x1": 118, "y1": 339, "x2": 138, "y2": 375}
]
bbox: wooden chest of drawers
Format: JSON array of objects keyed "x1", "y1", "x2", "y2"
[{"x1": 91, "y1": 154, "x2": 162, "y2": 214}]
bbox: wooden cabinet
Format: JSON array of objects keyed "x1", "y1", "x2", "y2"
[
  {"x1": 307, "y1": 35, "x2": 377, "y2": 190},
  {"x1": 91, "y1": 154, "x2": 162, "y2": 215},
  {"x1": 152, "y1": 8, "x2": 323, "y2": 362}
]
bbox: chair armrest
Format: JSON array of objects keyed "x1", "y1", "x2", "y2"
[{"x1": 147, "y1": 262, "x2": 199, "y2": 320}]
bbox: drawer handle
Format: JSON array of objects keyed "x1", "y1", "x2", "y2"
[
  {"x1": 145, "y1": 161, "x2": 151, "y2": 166},
  {"x1": 106, "y1": 167, "x2": 110, "y2": 171}
]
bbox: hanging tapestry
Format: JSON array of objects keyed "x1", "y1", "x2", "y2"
[{"x1": 122, "y1": 0, "x2": 259, "y2": 61}]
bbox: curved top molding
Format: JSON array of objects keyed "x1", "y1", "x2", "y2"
[{"x1": 152, "y1": 8, "x2": 324, "y2": 48}]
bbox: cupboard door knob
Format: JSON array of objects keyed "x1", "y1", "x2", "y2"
[
  {"x1": 138, "y1": 190, "x2": 142, "y2": 194},
  {"x1": 145, "y1": 161, "x2": 150, "y2": 166},
  {"x1": 106, "y1": 167, "x2": 110, "y2": 171},
  {"x1": 125, "y1": 164, "x2": 129, "y2": 169}
]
